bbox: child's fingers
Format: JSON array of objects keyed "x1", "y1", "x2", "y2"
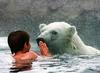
[
  {"x1": 38, "y1": 41, "x2": 49, "y2": 56},
  {"x1": 39, "y1": 41, "x2": 46, "y2": 48},
  {"x1": 39, "y1": 41, "x2": 48, "y2": 48},
  {"x1": 39, "y1": 41, "x2": 44, "y2": 45}
]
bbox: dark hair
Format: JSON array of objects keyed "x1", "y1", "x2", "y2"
[{"x1": 8, "y1": 30, "x2": 30, "y2": 54}]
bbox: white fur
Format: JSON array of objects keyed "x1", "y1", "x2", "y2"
[{"x1": 38, "y1": 22, "x2": 100, "y2": 55}]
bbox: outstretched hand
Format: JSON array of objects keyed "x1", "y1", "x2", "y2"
[{"x1": 39, "y1": 41, "x2": 49, "y2": 56}]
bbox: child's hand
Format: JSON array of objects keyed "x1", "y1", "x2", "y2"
[{"x1": 39, "y1": 41, "x2": 49, "y2": 56}]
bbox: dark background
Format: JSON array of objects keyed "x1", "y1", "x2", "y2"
[{"x1": 0, "y1": 0, "x2": 100, "y2": 49}]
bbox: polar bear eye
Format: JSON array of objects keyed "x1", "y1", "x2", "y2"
[{"x1": 51, "y1": 31, "x2": 57, "y2": 35}]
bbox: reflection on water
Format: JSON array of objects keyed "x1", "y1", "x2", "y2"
[
  {"x1": 10, "y1": 65, "x2": 32, "y2": 72},
  {"x1": 10, "y1": 60, "x2": 32, "y2": 72},
  {"x1": 29, "y1": 55, "x2": 100, "y2": 73}
]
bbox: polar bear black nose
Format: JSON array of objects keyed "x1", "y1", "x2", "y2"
[{"x1": 36, "y1": 38, "x2": 45, "y2": 46}]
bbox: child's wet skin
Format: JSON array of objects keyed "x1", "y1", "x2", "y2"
[{"x1": 39, "y1": 41, "x2": 51, "y2": 57}]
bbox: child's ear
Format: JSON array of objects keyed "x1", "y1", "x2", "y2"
[{"x1": 24, "y1": 42, "x2": 28, "y2": 48}]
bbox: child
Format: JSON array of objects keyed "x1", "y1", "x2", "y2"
[{"x1": 8, "y1": 30, "x2": 50, "y2": 70}]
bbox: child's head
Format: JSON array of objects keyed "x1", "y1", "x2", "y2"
[{"x1": 8, "y1": 30, "x2": 30, "y2": 54}]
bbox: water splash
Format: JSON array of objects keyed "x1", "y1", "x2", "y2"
[{"x1": 0, "y1": 37, "x2": 9, "y2": 50}]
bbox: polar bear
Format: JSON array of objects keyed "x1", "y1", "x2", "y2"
[{"x1": 37, "y1": 22, "x2": 100, "y2": 55}]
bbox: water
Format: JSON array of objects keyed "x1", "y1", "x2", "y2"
[
  {"x1": 0, "y1": 37, "x2": 100, "y2": 73},
  {"x1": 0, "y1": 0, "x2": 100, "y2": 72}
]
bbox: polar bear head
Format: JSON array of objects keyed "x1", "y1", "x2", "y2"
[{"x1": 37, "y1": 22, "x2": 77, "y2": 55}]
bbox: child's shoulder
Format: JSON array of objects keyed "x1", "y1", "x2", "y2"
[
  {"x1": 26, "y1": 51, "x2": 37, "y2": 56},
  {"x1": 23, "y1": 51, "x2": 38, "y2": 60},
  {"x1": 13, "y1": 51, "x2": 38, "y2": 61}
]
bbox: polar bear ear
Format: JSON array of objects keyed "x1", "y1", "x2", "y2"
[
  {"x1": 39, "y1": 23, "x2": 47, "y2": 29},
  {"x1": 69, "y1": 26, "x2": 76, "y2": 35}
]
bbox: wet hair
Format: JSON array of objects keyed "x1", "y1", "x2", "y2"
[{"x1": 8, "y1": 30, "x2": 30, "y2": 54}]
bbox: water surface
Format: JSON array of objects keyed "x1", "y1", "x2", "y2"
[{"x1": 0, "y1": 42, "x2": 100, "y2": 73}]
